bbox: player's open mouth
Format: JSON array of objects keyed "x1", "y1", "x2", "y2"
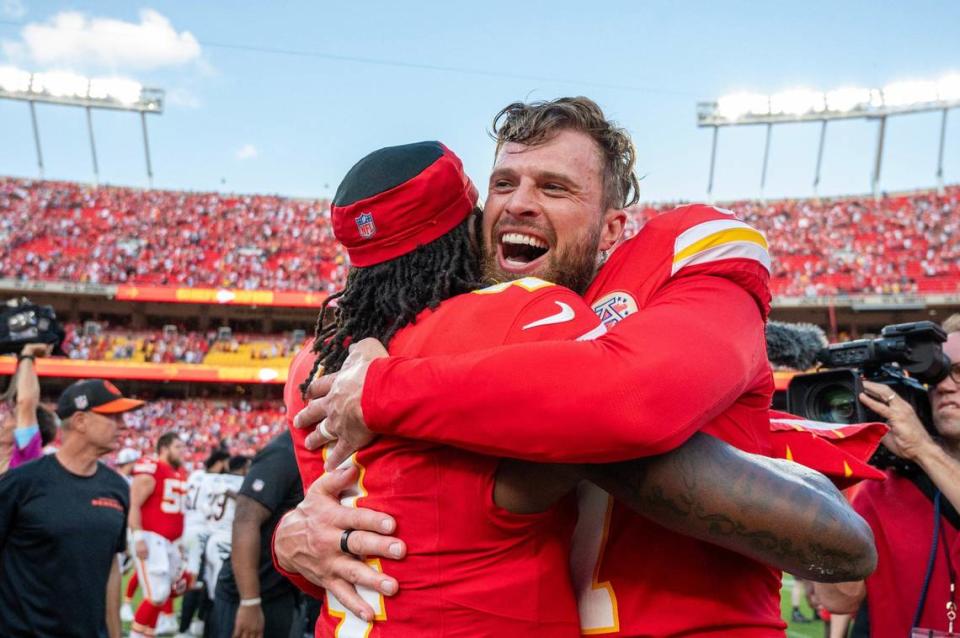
[{"x1": 498, "y1": 231, "x2": 550, "y2": 273}]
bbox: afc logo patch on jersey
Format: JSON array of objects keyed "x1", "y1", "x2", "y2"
[
  {"x1": 592, "y1": 291, "x2": 637, "y2": 328},
  {"x1": 355, "y1": 212, "x2": 376, "y2": 239}
]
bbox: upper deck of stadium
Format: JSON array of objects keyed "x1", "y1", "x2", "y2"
[{"x1": 2, "y1": 176, "x2": 958, "y2": 299}]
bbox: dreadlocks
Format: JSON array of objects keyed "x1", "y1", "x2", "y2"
[{"x1": 301, "y1": 210, "x2": 484, "y2": 397}]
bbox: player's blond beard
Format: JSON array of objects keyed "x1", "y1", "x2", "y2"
[{"x1": 482, "y1": 218, "x2": 603, "y2": 296}]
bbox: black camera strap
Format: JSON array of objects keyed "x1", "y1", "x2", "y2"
[
  {"x1": 910, "y1": 490, "x2": 958, "y2": 636},
  {"x1": 910, "y1": 471, "x2": 960, "y2": 531}
]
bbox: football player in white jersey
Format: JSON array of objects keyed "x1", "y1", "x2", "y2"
[
  {"x1": 177, "y1": 449, "x2": 229, "y2": 637},
  {"x1": 202, "y1": 456, "x2": 251, "y2": 601}
]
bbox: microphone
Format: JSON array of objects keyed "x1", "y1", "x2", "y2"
[{"x1": 766, "y1": 321, "x2": 827, "y2": 371}]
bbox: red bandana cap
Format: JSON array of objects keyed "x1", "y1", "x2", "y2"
[{"x1": 331, "y1": 141, "x2": 479, "y2": 267}]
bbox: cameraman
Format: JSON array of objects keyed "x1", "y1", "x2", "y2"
[
  {"x1": 814, "y1": 314, "x2": 960, "y2": 637},
  {"x1": 0, "y1": 343, "x2": 57, "y2": 474}
]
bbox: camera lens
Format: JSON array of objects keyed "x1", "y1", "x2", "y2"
[{"x1": 810, "y1": 384, "x2": 857, "y2": 424}]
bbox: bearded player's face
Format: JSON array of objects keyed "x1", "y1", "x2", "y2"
[
  {"x1": 482, "y1": 129, "x2": 625, "y2": 295},
  {"x1": 164, "y1": 438, "x2": 186, "y2": 468}
]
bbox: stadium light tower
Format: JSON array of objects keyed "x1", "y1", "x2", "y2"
[
  {"x1": 698, "y1": 74, "x2": 960, "y2": 200},
  {"x1": 0, "y1": 66, "x2": 164, "y2": 186}
]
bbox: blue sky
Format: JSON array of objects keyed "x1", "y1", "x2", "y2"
[{"x1": 0, "y1": 1, "x2": 958, "y2": 203}]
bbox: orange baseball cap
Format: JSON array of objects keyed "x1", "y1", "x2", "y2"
[{"x1": 56, "y1": 379, "x2": 145, "y2": 419}]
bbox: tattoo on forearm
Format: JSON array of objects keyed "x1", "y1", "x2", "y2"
[{"x1": 588, "y1": 437, "x2": 873, "y2": 582}]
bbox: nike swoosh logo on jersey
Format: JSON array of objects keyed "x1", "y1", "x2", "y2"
[{"x1": 522, "y1": 301, "x2": 576, "y2": 330}]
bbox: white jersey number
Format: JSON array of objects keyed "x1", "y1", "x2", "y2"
[
  {"x1": 160, "y1": 479, "x2": 186, "y2": 514},
  {"x1": 323, "y1": 446, "x2": 387, "y2": 636},
  {"x1": 569, "y1": 482, "x2": 620, "y2": 635}
]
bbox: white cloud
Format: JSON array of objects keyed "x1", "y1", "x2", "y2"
[
  {"x1": 236, "y1": 144, "x2": 258, "y2": 160},
  {"x1": 1, "y1": 9, "x2": 201, "y2": 71},
  {"x1": 1, "y1": 0, "x2": 26, "y2": 19},
  {"x1": 166, "y1": 87, "x2": 201, "y2": 109}
]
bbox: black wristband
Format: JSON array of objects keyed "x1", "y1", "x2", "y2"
[{"x1": 16, "y1": 354, "x2": 35, "y2": 364}]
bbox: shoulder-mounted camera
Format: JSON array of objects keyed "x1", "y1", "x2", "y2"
[
  {"x1": 786, "y1": 321, "x2": 951, "y2": 472},
  {"x1": 0, "y1": 297, "x2": 66, "y2": 356}
]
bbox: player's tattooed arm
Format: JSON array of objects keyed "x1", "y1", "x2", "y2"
[{"x1": 580, "y1": 432, "x2": 877, "y2": 583}]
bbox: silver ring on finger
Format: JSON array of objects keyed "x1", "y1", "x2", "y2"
[
  {"x1": 884, "y1": 394, "x2": 896, "y2": 405},
  {"x1": 340, "y1": 528, "x2": 360, "y2": 559}
]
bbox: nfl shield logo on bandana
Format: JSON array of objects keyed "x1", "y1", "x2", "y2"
[{"x1": 355, "y1": 212, "x2": 376, "y2": 239}]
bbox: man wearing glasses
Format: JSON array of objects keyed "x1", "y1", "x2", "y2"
[{"x1": 815, "y1": 314, "x2": 960, "y2": 637}]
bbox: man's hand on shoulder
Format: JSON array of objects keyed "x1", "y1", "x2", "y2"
[
  {"x1": 272, "y1": 465, "x2": 405, "y2": 621},
  {"x1": 295, "y1": 338, "x2": 387, "y2": 470}
]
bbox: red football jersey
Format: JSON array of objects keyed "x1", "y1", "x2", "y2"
[
  {"x1": 361, "y1": 205, "x2": 783, "y2": 636},
  {"x1": 133, "y1": 456, "x2": 187, "y2": 542},
  {"x1": 287, "y1": 278, "x2": 603, "y2": 638},
  {"x1": 572, "y1": 205, "x2": 782, "y2": 637},
  {"x1": 852, "y1": 471, "x2": 960, "y2": 637}
]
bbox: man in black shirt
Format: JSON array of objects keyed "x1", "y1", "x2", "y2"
[
  {"x1": 208, "y1": 430, "x2": 306, "y2": 638},
  {"x1": 0, "y1": 378, "x2": 146, "y2": 638}
]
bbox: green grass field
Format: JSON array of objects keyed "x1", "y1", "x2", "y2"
[
  {"x1": 782, "y1": 575, "x2": 830, "y2": 638},
  {"x1": 121, "y1": 571, "x2": 181, "y2": 634},
  {"x1": 122, "y1": 572, "x2": 831, "y2": 637}
]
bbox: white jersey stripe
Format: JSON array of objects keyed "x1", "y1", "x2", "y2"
[
  {"x1": 673, "y1": 219, "x2": 764, "y2": 255},
  {"x1": 671, "y1": 241, "x2": 772, "y2": 276}
]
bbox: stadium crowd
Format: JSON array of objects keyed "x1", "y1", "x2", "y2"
[
  {"x1": 628, "y1": 185, "x2": 960, "y2": 297},
  {"x1": 118, "y1": 399, "x2": 286, "y2": 467},
  {"x1": 1, "y1": 396, "x2": 286, "y2": 473},
  {"x1": 2, "y1": 176, "x2": 959, "y2": 298},
  {"x1": 0, "y1": 177, "x2": 345, "y2": 292},
  {"x1": 62, "y1": 322, "x2": 300, "y2": 365}
]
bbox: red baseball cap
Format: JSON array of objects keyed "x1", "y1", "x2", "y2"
[{"x1": 331, "y1": 141, "x2": 479, "y2": 267}]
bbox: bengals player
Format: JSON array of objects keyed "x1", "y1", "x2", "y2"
[
  {"x1": 129, "y1": 431, "x2": 187, "y2": 638},
  {"x1": 200, "y1": 457, "x2": 248, "y2": 602}
]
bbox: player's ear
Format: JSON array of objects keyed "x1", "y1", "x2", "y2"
[
  {"x1": 598, "y1": 207, "x2": 627, "y2": 251},
  {"x1": 467, "y1": 206, "x2": 484, "y2": 255}
]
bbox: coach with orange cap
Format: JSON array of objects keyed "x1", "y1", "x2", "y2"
[{"x1": 0, "y1": 379, "x2": 145, "y2": 638}]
